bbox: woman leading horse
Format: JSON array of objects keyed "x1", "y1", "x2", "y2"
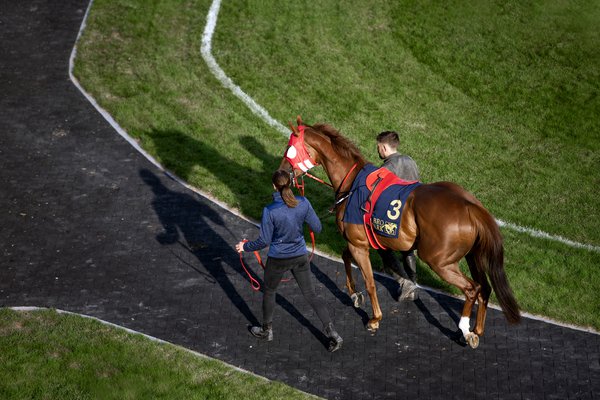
[{"x1": 278, "y1": 116, "x2": 520, "y2": 348}]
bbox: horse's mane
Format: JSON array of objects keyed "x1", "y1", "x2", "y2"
[{"x1": 309, "y1": 123, "x2": 367, "y2": 165}]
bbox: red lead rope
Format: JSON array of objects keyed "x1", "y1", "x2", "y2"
[
  {"x1": 239, "y1": 240, "x2": 263, "y2": 291},
  {"x1": 239, "y1": 240, "x2": 297, "y2": 291},
  {"x1": 309, "y1": 230, "x2": 315, "y2": 262}
]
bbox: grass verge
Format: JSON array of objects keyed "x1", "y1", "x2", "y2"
[{"x1": 0, "y1": 308, "x2": 318, "y2": 400}]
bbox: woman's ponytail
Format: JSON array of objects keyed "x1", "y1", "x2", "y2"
[{"x1": 273, "y1": 170, "x2": 299, "y2": 208}]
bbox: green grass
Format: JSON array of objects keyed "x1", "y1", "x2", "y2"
[
  {"x1": 0, "y1": 308, "x2": 318, "y2": 400},
  {"x1": 73, "y1": 0, "x2": 600, "y2": 330}
]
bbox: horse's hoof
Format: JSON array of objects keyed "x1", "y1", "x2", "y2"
[
  {"x1": 465, "y1": 333, "x2": 479, "y2": 349},
  {"x1": 366, "y1": 320, "x2": 379, "y2": 332},
  {"x1": 351, "y1": 293, "x2": 364, "y2": 308}
]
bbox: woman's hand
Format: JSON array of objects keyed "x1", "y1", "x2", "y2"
[{"x1": 235, "y1": 241, "x2": 246, "y2": 253}]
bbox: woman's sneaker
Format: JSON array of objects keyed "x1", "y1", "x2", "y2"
[
  {"x1": 325, "y1": 323, "x2": 343, "y2": 352},
  {"x1": 250, "y1": 324, "x2": 273, "y2": 341}
]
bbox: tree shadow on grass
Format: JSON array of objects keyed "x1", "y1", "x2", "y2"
[{"x1": 144, "y1": 129, "x2": 277, "y2": 217}]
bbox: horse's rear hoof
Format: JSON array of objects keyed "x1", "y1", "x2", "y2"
[
  {"x1": 466, "y1": 333, "x2": 479, "y2": 349},
  {"x1": 351, "y1": 292, "x2": 364, "y2": 308}
]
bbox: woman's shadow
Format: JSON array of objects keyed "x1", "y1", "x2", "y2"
[
  {"x1": 140, "y1": 168, "x2": 260, "y2": 326},
  {"x1": 140, "y1": 165, "x2": 334, "y2": 348}
]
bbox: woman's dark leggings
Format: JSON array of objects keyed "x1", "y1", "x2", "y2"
[{"x1": 262, "y1": 254, "x2": 331, "y2": 327}]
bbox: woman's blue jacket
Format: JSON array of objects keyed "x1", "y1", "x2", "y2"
[{"x1": 243, "y1": 192, "x2": 321, "y2": 258}]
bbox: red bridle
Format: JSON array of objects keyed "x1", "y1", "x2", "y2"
[
  {"x1": 284, "y1": 125, "x2": 333, "y2": 194},
  {"x1": 285, "y1": 125, "x2": 317, "y2": 172},
  {"x1": 283, "y1": 126, "x2": 360, "y2": 200}
]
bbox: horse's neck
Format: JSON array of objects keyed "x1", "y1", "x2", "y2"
[
  {"x1": 306, "y1": 129, "x2": 364, "y2": 192},
  {"x1": 325, "y1": 159, "x2": 364, "y2": 194}
]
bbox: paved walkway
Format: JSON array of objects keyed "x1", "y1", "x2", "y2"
[{"x1": 1, "y1": 1, "x2": 598, "y2": 399}]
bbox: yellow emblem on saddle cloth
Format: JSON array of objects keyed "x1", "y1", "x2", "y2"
[{"x1": 372, "y1": 217, "x2": 398, "y2": 236}]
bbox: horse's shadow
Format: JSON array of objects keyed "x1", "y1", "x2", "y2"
[
  {"x1": 311, "y1": 262, "x2": 371, "y2": 325},
  {"x1": 374, "y1": 272, "x2": 466, "y2": 346},
  {"x1": 414, "y1": 292, "x2": 467, "y2": 346},
  {"x1": 143, "y1": 129, "x2": 278, "y2": 216},
  {"x1": 142, "y1": 129, "x2": 466, "y2": 346}
]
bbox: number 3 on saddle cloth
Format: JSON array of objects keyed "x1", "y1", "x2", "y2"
[{"x1": 343, "y1": 164, "x2": 421, "y2": 250}]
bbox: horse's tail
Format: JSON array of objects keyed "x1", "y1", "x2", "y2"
[{"x1": 469, "y1": 203, "x2": 521, "y2": 324}]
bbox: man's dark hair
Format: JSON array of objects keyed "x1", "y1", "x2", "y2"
[{"x1": 376, "y1": 131, "x2": 399, "y2": 148}]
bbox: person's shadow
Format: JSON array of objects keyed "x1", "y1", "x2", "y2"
[
  {"x1": 140, "y1": 167, "x2": 333, "y2": 348},
  {"x1": 140, "y1": 168, "x2": 260, "y2": 326}
]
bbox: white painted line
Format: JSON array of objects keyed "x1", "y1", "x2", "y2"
[
  {"x1": 200, "y1": 0, "x2": 599, "y2": 253},
  {"x1": 497, "y1": 219, "x2": 600, "y2": 253},
  {"x1": 69, "y1": 0, "x2": 162, "y2": 172},
  {"x1": 201, "y1": 0, "x2": 288, "y2": 135}
]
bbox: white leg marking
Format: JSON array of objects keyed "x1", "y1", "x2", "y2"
[{"x1": 459, "y1": 316, "x2": 471, "y2": 337}]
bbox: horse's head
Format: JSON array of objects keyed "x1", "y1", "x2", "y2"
[
  {"x1": 279, "y1": 116, "x2": 366, "y2": 195},
  {"x1": 278, "y1": 115, "x2": 320, "y2": 177}
]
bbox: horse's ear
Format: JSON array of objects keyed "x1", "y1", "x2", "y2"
[
  {"x1": 288, "y1": 120, "x2": 299, "y2": 136},
  {"x1": 296, "y1": 115, "x2": 304, "y2": 126}
]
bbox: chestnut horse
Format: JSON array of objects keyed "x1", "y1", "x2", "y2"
[{"x1": 279, "y1": 116, "x2": 520, "y2": 348}]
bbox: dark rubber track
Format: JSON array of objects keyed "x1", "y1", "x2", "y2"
[{"x1": 1, "y1": 1, "x2": 598, "y2": 399}]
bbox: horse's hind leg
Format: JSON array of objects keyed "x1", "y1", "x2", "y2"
[
  {"x1": 342, "y1": 246, "x2": 364, "y2": 308},
  {"x1": 432, "y1": 262, "x2": 481, "y2": 348},
  {"x1": 466, "y1": 253, "x2": 491, "y2": 337}
]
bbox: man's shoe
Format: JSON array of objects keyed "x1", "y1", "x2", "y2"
[
  {"x1": 250, "y1": 324, "x2": 273, "y2": 341},
  {"x1": 397, "y1": 279, "x2": 418, "y2": 301},
  {"x1": 325, "y1": 323, "x2": 343, "y2": 352}
]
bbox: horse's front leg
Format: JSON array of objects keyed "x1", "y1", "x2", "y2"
[
  {"x1": 348, "y1": 243, "x2": 382, "y2": 332},
  {"x1": 342, "y1": 246, "x2": 364, "y2": 308}
]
